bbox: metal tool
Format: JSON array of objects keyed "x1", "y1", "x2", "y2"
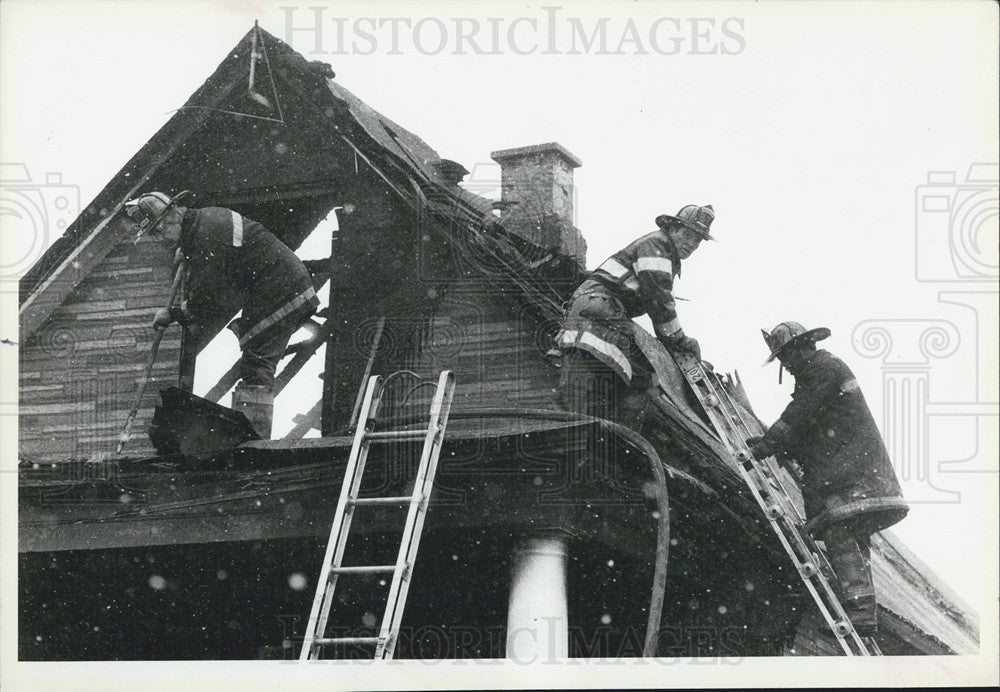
[{"x1": 116, "y1": 261, "x2": 186, "y2": 455}]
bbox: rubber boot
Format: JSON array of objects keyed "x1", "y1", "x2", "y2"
[
  {"x1": 822, "y1": 524, "x2": 878, "y2": 636},
  {"x1": 232, "y1": 383, "x2": 274, "y2": 439}
]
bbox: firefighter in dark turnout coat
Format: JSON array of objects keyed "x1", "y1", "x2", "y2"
[
  {"x1": 550, "y1": 204, "x2": 714, "y2": 422},
  {"x1": 125, "y1": 191, "x2": 319, "y2": 437},
  {"x1": 747, "y1": 321, "x2": 909, "y2": 636}
]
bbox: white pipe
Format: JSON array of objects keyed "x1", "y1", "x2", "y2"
[{"x1": 506, "y1": 536, "x2": 569, "y2": 662}]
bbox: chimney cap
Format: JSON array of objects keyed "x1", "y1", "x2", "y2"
[{"x1": 490, "y1": 142, "x2": 582, "y2": 168}]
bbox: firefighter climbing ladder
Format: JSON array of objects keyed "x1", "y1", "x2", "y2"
[
  {"x1": 300, "y1": 370, "x2": 456, "y2": 660},
  {"x1": 671, "y1": 352, "x2": 878, "y2": 656}
]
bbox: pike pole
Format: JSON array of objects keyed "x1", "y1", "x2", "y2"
[{"x1": 116, "y1": 261, "x2": 186, "y2": 455}]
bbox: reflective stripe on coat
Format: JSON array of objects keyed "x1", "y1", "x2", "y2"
[
  {"x1": 179, "y1": 207, "x2": 320, "y2": 346},
  {"x1": 589, "y1": 230, "x2": 683, "y2": 339},
  {"x1": 553, "y1": 282, "x2": 638, "y2": 383}
]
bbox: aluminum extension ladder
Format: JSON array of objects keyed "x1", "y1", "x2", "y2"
[
  {"x1": 300, "y1": 370, "x2": 456, "y2": 660},
  {"x1": 671, "y1": 352, "x2": 879, "y2": 656}
]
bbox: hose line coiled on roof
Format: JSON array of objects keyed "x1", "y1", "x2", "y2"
[{"x1": 443, "y1": 407, "x2": 670, "y2": 658}]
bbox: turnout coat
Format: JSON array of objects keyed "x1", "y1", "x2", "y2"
[
  {"x1": 553, "y1": 230, "x2": 683, "y2": 383},
  {"x1": 760, "y1": 349, "x2": 909, "y2": 534},
  {"x1": 179, "y1": 207, "x2": 319, "y2": 349}
]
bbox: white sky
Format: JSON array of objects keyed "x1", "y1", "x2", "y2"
[{"x1": 1, "y1": 0, "x2": 998, "y2": 686}]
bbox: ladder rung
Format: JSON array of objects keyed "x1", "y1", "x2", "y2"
[
  {"x1": 350, "y1": 495, "x2": 417, "y2": 506},
  {"x1": 329, "y1": 564, "x2": 397, "y2": 575},
  {"x1": 313, "y1": 636, "x2": 384, "y2": 646},
  {"x1": 364, "y1": 429, "x2": 431, "y2": 442},
  {"x1": 302, "y1": 370, "x2": 455, "y2": 663},
  {"x1": 670, "y1": 353, "x2": 875, "y2": 656}
]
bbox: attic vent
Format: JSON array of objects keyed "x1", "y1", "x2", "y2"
[{"x1": 431, "y1": 160, "x2": 470, "y2": 185}]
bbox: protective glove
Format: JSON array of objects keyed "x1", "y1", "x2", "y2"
[
  {"x1": 662, "y1": 332, "x2": 702, "y2": 362},
  {"x1": 151, "y1": 304, "x2": 191, "y2": 331},
  {"x1": 745, "y1": 435, "x2": 774, "y2": 459},
  {"x1": 151, "y1": 308, "x2": 173, "y2": 331}
]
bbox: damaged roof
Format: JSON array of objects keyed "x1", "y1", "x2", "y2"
[
  {"x1": 15, "y1": 23, "x2": 979, "y2": 658},
  {"x1": 19, "y1": 24, "x2": 565, "y2": 341}
]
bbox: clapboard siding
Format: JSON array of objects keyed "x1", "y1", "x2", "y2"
[
  {"x1": 785, "y1": 530, "x2": 978, "y2": 655},
  {"x1": 399, "y1": 285, "x2": 560, "y2": 413},
  {"x1": 19, "y1": 237, "x2": 179, "y2": 462}
]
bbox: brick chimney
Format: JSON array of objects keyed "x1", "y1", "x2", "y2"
[{"x1": 490, "y1": 143, "x2": 586, "y2": 265}]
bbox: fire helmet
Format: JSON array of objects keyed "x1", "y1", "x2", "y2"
[
  {"x1": 761, "y1": 321, "x2": 831, "y2": 364},
  {"x1": 655, "y1": 204, "x2": 715, "y2": 241},
  {"x1": 124, "y1": 190, "x2": 190, "y2": 241}
]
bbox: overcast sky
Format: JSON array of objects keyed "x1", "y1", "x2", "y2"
[{"x1": 2, "y1": 0, "x2": 998, "y2": 680}]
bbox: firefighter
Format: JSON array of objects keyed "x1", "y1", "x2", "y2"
[
  {"x1": 549, "y1": 204, "x2": 714, "y2": 422},
  {"x1": 124, "y1": 191, "x2": 320, "y2": 438},
  {"x1": 746, "y1": 321, "x2": 909, "y2": 636}
]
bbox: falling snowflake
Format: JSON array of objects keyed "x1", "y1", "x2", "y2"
[
  {"x1": 362, "y1": 612, "x2": 377, "y2": 627},
  {"x1": 288, "y1": 573, "x2": 308, "y2": 591},
  {"x1": 606, "y1": 559, "x2": 614, "y2": 567},
  {"x1": 600, "y1": 614, "x2": 612, "y2": 625},
  {"x1": 148, "y1": 575, "x2": 167, "y2": 590}
]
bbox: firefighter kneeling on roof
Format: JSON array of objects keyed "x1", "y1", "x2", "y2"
[
  {"x1": 125, "y1": 191, "x2": 320, "y2": 438},
  {"x1": 746, "y1": 322, "x2": 909, "y2": 637},
  {"x1": 549, "y1": 204, "x2": 714, "y2": 424}
]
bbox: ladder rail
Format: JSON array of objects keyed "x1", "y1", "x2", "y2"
[
  {"x1": 671, "y1": 352, "x2": 873, "y2": 656},
  {"x1": 736, "y1": 464, "x2": 855, "y2": 655},
  {"x1": 300, "y1": 375, "x2": 385, "y2": 661},
  {"x1": 301, "y1": 371, "x2": 455, "y2": 662},
  {"x1": 708, "y1": 372, "x2": 808, "y2": 525},
  {"x1": 737, "y1": 461, "x2": 868, "y2": 655},
  {"x1": 375, "y1": 370, "x2": 456, "y2": 659},
  {"x1": 687, "y1": 361, "x2": 835, "y2": 581}
]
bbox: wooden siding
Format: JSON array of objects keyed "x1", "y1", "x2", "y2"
[
  {"x1": 391, "y1": 284, "x2": 561, "y2": 415},
  {"x1": 19, "y1": 237, "x2": 179, "y2": 462},
  {"x1": 785, "y1": 530, "x2": 978, "y2": 655}
]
